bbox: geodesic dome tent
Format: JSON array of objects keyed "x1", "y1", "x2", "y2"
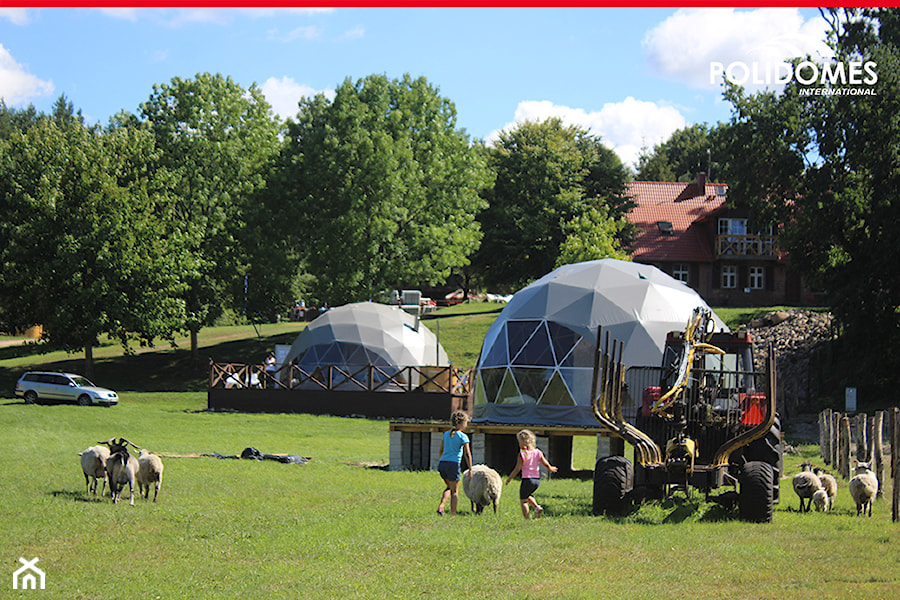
[
  {"x1": 283, "y1": 302, "x2": 449, "y2": 391},
  {"x1": 473, "y1": 259, "x2": 727, "y2": 426}
]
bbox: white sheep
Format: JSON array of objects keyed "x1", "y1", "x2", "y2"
[
  {"x1": 137, "y1": 449, "x2": 164, "y2": 502},
  {"x1": 792, "y1": 461, "x2": 823, "y2": 512},
  {"x1": 813, "y1": 467, "x2": 838, "y2": 511},
  {"x1": 812, "y1": 488, "x2": 830, "y2": 512},
  {"x1": 78, "y1": 445, "x2": 110, "y2": 496},
  {"x1": 849, "y1": 461, "x2": 878, "y2": 517},
  {"x1": 462, "y1": 464, "x2": 502, "y2": 514},
  {"x1": 100, "y1": 438, "x2": 139, "y2": 506}
]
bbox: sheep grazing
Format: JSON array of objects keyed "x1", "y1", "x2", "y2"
[
  {"x1": 137, "y1": 449, "x2": 164, "y2": 502},
  {"x1": 849, "y1": 461, "x2": 878, "y2": 517},
  {"x1": 792, "y1": 461, "x2": 823, "y2": 513},
  {"x1": 813, "y1": 467, "x2": 838, "y2": 511},
  {"x1": 100, "y1": 438, "x2": 139, "y2": 506},
  {"x1": 462, "y1": 464, "x2": 502, "y2": 514},
  {"x1": 78, "y1": 445, "x2": 110, "y2": 496},
  {"x1": 812, "y1": 488, "x2": 830, "y2": 512}
]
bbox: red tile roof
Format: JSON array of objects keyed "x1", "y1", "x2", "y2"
[{"x1": 626, "y1": 180, "x2": 728, "y2": 263}]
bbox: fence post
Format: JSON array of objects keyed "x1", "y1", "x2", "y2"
[
  {"x1": 832, "y1": 411, "x2": 841, "y2": 467},
  {"x1": 874, "y1": 410, "x2": 885, "y2": 497},
  {"x1": 892, "y1": 407, "x2": 899, "y2": 522},
  {"x1": 839, "y1": 415, "x2": 851, "y2": 480},
  {"x1": 819, "y1": 409, "x2": 831, "y2": 464},
  {"x1": 856, "y1": 413, "x2": 868, "y2": 461}
]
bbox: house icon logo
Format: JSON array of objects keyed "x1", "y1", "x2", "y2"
[{"x1": 12, "y1": 557, "x2": 45, "y2": 590}]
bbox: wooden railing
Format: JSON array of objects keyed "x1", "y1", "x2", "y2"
[
  {"x1": 716, "y1": 234, "x2": 775, "y2": 257},
  {"x1": 210, "y1": 361, "x2": 472, "y2": 396}
]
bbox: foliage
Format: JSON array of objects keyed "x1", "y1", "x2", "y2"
[
  {"x1": 555, "y1": 206, "x2": 631, "y2": 267},
  {"x1": 0, "y1": 98, "x2": 186, "y2": 375},
  {"x1": 474, "y1": 118, "x2": 632, "y2": 291},
  {"x1": 133, "y1": 73, "x2": 282, "y2": 357},
  {"x1": 276, "y1": 74, "x2": 491, "y2": 305},
  {"x1": 636, "y1": 123, "x2": 719, "y2": 182},
  {"x1": 720, "y1": 8, "x2": 900, "y2": 388}
]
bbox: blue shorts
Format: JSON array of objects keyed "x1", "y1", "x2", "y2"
[
  {"x1": 438, "y1": 460, "x2": 461, "y2": 482},
  {"x1": 520, "y1": 478, "x2": 540, "y2": 499}
]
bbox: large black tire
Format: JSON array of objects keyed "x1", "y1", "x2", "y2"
[
  {"x1": 739, "y1": 461, "x2": 774, "y2": 523},
  {"x1": 740, "y1": 415, "x2": 782, "y2": 504},
  {"x1": 592, "y1": 455, "x2": 633, "y2": 516}
]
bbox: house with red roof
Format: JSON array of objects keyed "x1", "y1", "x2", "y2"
[{"x1": 625, "y1": 174, "x2": 813, "y2": 307}]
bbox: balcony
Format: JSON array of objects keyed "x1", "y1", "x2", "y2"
[{"x1": 716, "y1": 234, "x2": 776, "y2": 258}]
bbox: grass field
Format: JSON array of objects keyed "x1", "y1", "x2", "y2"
[{"x1": 2, "y1": 303, "x2": 897, "y2": 599}]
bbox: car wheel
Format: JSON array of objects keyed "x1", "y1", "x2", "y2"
[
  {"x1": 24, "y1": 390, "x2": 37, "y2": 405},
  {"x1": 77, "y1": 395, "x2": 91, "y2": 406}
]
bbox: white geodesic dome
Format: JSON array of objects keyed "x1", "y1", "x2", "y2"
[
  {"x1": 473, "y1": 259, "x2": 727, "y2": 425},
  {"x1": 283, "y1": 302, "x2": 449, "y2": 391}
]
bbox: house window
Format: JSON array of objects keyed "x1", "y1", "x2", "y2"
[
  {"x1": 673, "y1": 264, "x2": 689, "y2": 283},
  {"x1": 749, "y1": 266, "x2": 765, "y2": 289},
  {"x1": 722, "y1": 265, "x2": 737, "y2": 289},
  {"x1": 718, "y1": 218, "x2": 747, "y2": 235}
]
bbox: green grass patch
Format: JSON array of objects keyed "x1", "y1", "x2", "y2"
[{"x1": 1, "y1": 396, "x2": 897, "y2": 599}]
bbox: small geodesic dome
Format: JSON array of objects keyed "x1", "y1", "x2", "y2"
[
  {"x1": 283, "y1": 302, "x2": 449, "y2": 391},
  {"x1": 473, "y1": 259, "x2": 727, "y2": 425}
]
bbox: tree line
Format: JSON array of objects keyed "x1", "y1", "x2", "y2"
[{"x1": 3, "y1": 8, "x2": 900, "y2": 393}]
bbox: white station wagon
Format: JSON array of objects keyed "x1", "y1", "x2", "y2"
[{"x1": 15, "y1": 371, "x2": 118, "y2": 406}]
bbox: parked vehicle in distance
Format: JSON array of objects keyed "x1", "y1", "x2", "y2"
[{"x1": 15, "y1": 372, "x2": 118, "y2": 406}]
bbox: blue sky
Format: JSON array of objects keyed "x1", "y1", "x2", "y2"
[{"x1": 0, "y1": 6, "x2": 830, "y2": 169}]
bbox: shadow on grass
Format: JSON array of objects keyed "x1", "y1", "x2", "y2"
[{"x1": 50, "y1": 490, "x2": 106, "y2": 503}]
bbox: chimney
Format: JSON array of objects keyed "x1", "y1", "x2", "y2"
[{"x1": 695, "y1": 172, "x2": 707, "y2": 195}]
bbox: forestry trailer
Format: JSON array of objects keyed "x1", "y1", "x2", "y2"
[{"x1": 591, "y1": 307, "x2": 782, "y2": 522}]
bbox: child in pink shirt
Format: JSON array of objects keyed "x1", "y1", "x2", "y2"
[{"x1": 504, "y1": 429, "x2": 557, "y2": 518}]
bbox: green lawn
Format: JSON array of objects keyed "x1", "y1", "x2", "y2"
[{"x1": 1, "y1": 395, "x2": 897, "y2": 599}]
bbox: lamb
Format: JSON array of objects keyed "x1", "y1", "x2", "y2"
[
  {"x1": 78, "y1": 445, "x2": 110, "y2": 496},
  {"x1": 462, "y1": 464, "x2": 502, "y2": 514},
  {"x1": 849, "y1": 461, "x2": 878, "y2": 517},
  {"x1": 792, "y1": 461, "x2": 823, "y2": 513},
  {"x1": 137, "y1": 449, "x2": 164, "y2": 502},
  {"x1": 813, "y1": 467, "x2": 838, "y2": 511},
  {"x1": 812, "y1": 488, "x2": 830, "y2": 512},
  {"x1": 100, "y1": 438, "x2": 139, "y2": 506}
]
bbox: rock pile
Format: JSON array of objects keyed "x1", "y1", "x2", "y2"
[{"x1": 746, "y1": 310, "x2": 835, "y2": 414}]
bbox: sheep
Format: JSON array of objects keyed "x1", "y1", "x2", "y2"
[
  {"x1": 849, "y1": 461, "x2": 878, "y2": 517},
  {"x1": 792, "y1": 461, "x2": 823, "y2": 512},
  {"x1": 813, "y1": 467, "x2": 838, "y2": 511},
  {"x1": 78, "y1": 445, "x2": 110, "y2": 496},
  {"x1": 462, "y1": 464, "x2": 502, "y2": 514},
  {"x1": 100, "y1": 438, "x2": 139, "y2": 506},
  {"x1": 812, "y1": 488, "x2": 830, "y2": 512},
  {"x1": 137, "y1": 449, "x2": 164, "y2": 502}
]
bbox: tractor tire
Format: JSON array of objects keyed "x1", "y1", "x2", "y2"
[
  {"x1": 740, "y1": 415, "x2": 782, "y2": 504},
  {"x1": 592, "y1": 455, "x2": 633, "y2": 516},
  {"x1": 739, "y1": 461, "x2": 774, "y2": 523}
]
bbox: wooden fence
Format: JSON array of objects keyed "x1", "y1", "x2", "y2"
[{"x1": 818, "y1": 407, "x2": 900, "y2": 521}]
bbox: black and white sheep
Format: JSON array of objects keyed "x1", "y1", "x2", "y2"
[
  {"x1": 792, "y1": 461, "x2": 823, "y2": 512},
  {"x1": 849, "y1": 461, "x2": 878, "y2": 517},
  {"x1": 137, "y1": 449, "x2": 164, "y2": 502},
  {"x1": 462, "y1": 464, "x2": 502, "y2": 514},
  {"x1": 100, "y1": 438, "x2": 139, "y2": 506},
  {"x1": 78, "y1": 445, "x2": 110, "y2": 496}
]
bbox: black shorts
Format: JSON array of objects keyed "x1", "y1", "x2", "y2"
[
  {"x1": 438, "y1": 460, "x2": 461, "y2": 482},
  {"x1": 519, "y1": 478, "x2": 540, "y2": 499}
]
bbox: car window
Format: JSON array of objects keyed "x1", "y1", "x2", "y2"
[
  {"x1": 50, "y1": 375, "x2": 71, "y2": 386},
  {"x1": 23, "y1": 373, "x2": 40, "y2": 382},
  {"x1": 70, "y1": 376, "x2": 94, "y2": 387}
]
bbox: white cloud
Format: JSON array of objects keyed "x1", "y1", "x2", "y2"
[
  {"x1": 0, "y1": 8, "x2": 29, "y2": 25},
  {"x1": 261, "y1": 76, "x2": 334, "y2": 120},
  {"x1": 0, "y1": 44, "x2": 54, "y2": 105},
  {"x1": 269, "y1": 25, "x2": 323, "y2": 43},
  {"x1": 338, "y1": 26, "x2": 365, "y2": 41},
  {"x1": 644, "y1": 7, "x2": 832, "y2": 90},
  {"x1": 487, "y1": 98, "x2": 686, "y2": 170},
  {"x1": 94, "y1": 7, "x2": 333, "y2": 27}
]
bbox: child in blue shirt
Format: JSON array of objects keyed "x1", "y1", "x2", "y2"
[{"x1": 436, "y1": 410, "x2": 473, "y2": 516}]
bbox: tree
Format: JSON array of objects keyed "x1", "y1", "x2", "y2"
[
  {"x1": 721, "y1": 8, "x2": 900, "y2": 391},
  {"x1": 556, "y1": 207, "x2": 631, "y2": 267},
  {"x1": 636, "y1": 123, "x2": 725, "y2": 182},
  {"x1": 474, "y1": 118, "x2": 631, "y2": 290},
  {"x1": 276, "y1": 73, "x2": 491, "y2": 304},
  {"x1": 135, "y1": 73, "x2": 282, "y2": 362},
  {"x1": 0, "y1": 98, "x2": 186, "y2": 377}
]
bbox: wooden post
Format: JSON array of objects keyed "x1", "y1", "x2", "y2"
[
  {"x1": 839, "y1": 415, "x2": 851, "y2": 480},
  {"x1": 892, "y1": 408, "x2": 899, "y2": 523},
  {"x1": 856, "y1": 413, "x2": 868, "y2": 462},
  {"x1": 874, "y1": 411, "x2": 885, "y2": 497},
  {"x1": 832, "y1": 411, "x2": 841, "y2": 467},
  {"x1": 819, "y1": 409, "x2": 831, "y2": 464}
]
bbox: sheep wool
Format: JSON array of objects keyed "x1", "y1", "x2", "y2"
[
  {"x1": 137, "y1": 450, "x2": 164, "y2": 502},
  {"x1": 79, "y1": 445, "x2": 110, "y2": 496},
  {"x1": 849, "y1": 462, "x2": 878, "y2": 517},
  {"x1": 812, "y1": 488, "x2": 830, "y2": 512},
  {"x1": 462, "y1": 465, "x2": 502, "y2": 514},
  {"x1": 792, "y1": 462, "x2": 823, "y2": 513}
]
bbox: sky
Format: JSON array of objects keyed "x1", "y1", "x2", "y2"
[{"x1": 0, "y1": 6, "x2": 832, "y2": 170}]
